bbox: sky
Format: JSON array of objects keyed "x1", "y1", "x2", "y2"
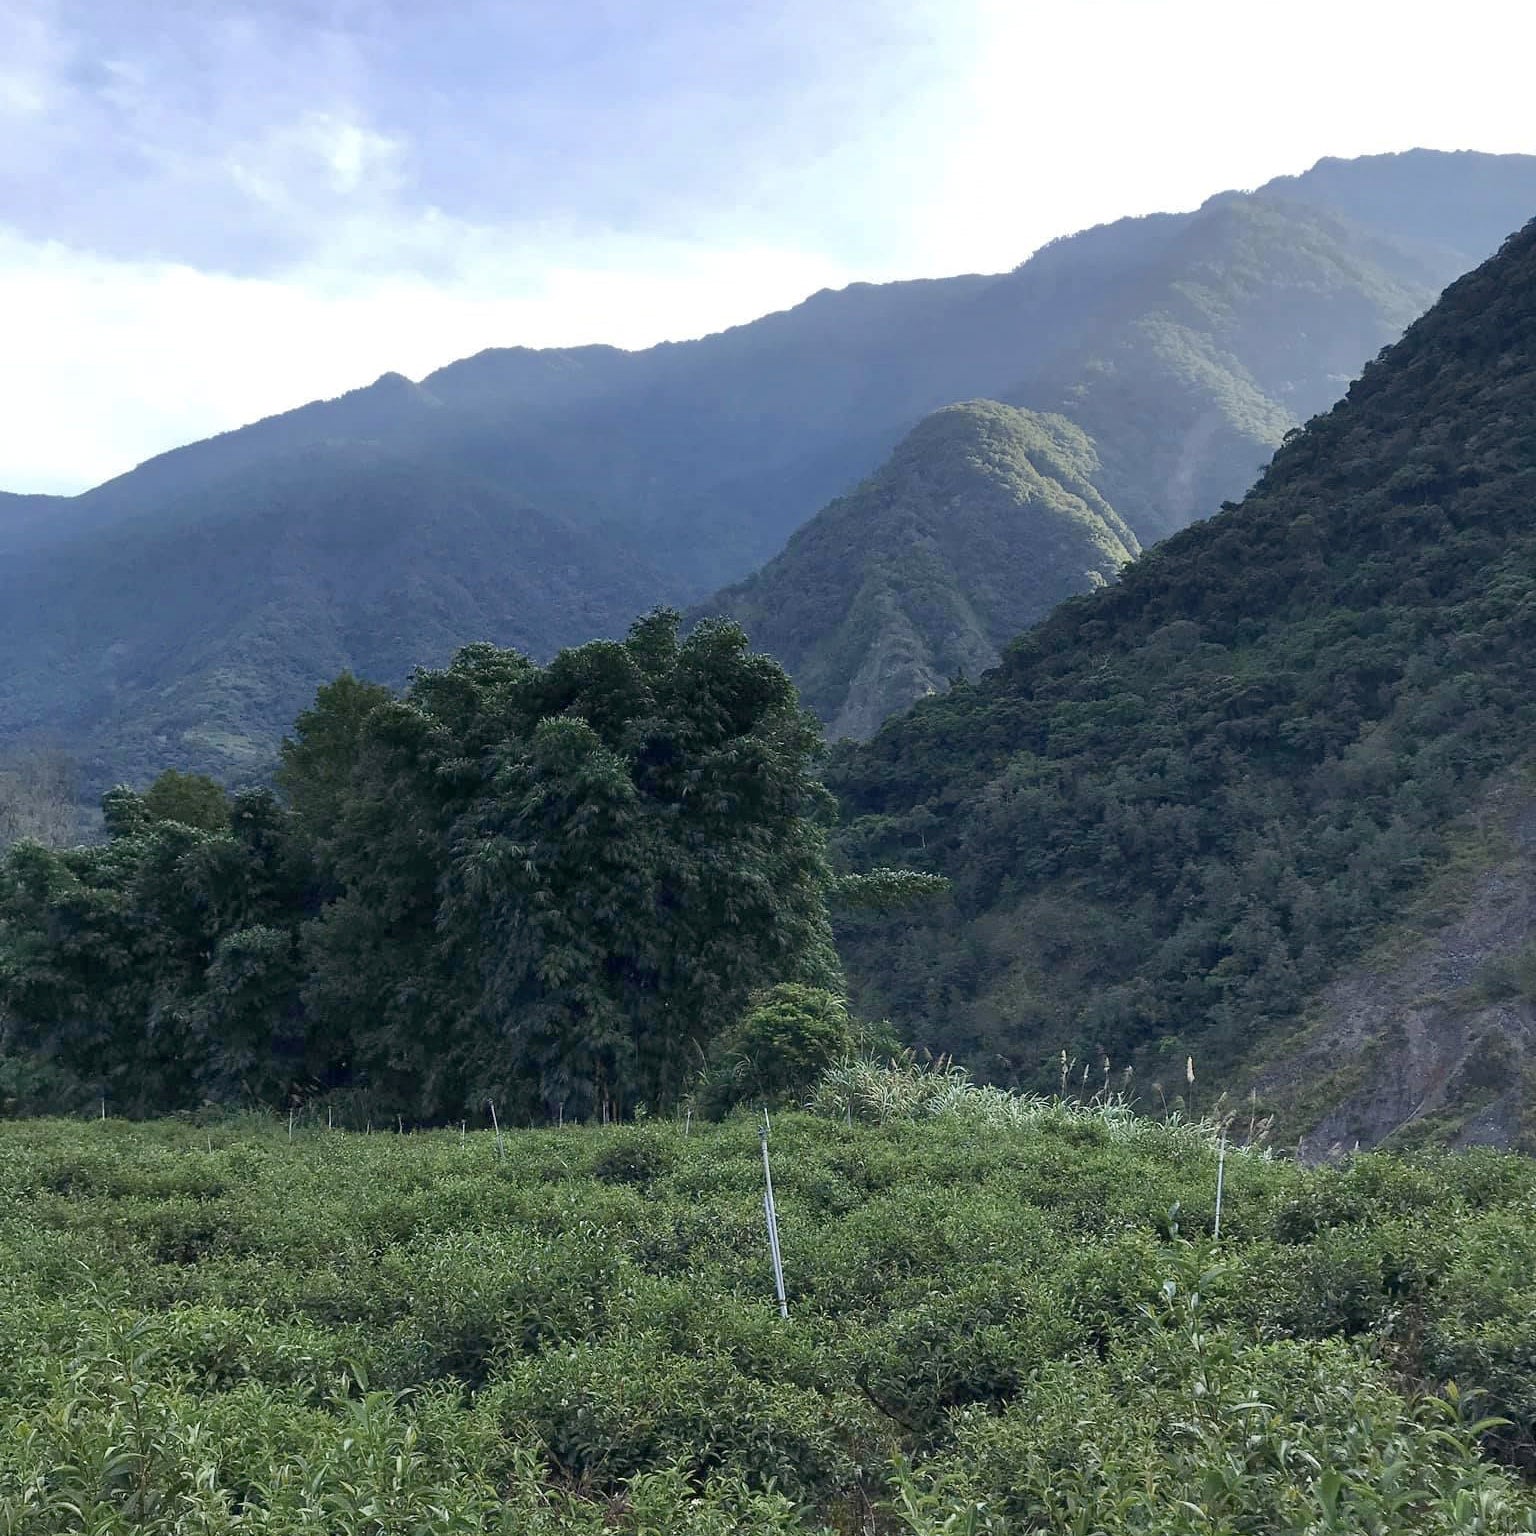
[{"x1": 3, "y1": 0, "x2": 1534, "y2": 494}]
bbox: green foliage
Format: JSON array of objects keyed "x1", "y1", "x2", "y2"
[
  {"x1": 283, "y1": 611, "x2": 839, "y2": 1122},
  {"x1": 0, "y1": 1110, "x2": 1532, "y2": 1533},
  {"x1": 0, "y1": 615, "x2": 846, "y2": 1124},
  {"x1": 702, "y1": 984, "x2": 855, "y2": 1114},
  {"x1": 829, "y1": 868, "x2": 951, "y2": 913},
  {"x1": 700, "y1": 403, "x2": 1139, "y2": 740},
  {"x1": 830, "y1": 217, "x2": 1536, "y2": 1117},
  {"x1": 140, "y1": 769, "x2": 231, "y2": 831},
  {"x1": 0, "y1": 787, "x2": 311, "y2": 1113}
]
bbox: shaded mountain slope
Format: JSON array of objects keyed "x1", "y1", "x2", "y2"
[
  {"x1": 0, "y1": 492, "x2": 72, "y2": 555},
  {"x1": 701, "y1": 403, "x2": 1138, "y2": 739},
  {"x1": 4, "y1": 151, "x2": 1535, "y2": 783},
  {"x1": 1009, "y1": 192, "x2": 1441, "y2": 539},
  {"x1": 0, "y1": 448, "x2": 660, "y2": 784},
  {"x1": 827, "y1": 218, "x2": 1536, "y2": 1146}
]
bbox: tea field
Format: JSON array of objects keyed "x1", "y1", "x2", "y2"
[{"x1": 2, "y1": 1085, "x2": 1535, "y2": 1533}]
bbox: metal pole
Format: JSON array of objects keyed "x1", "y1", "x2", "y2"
[
  {"x1": 489, "y1": 1100, "x2": 504, "y2": 1162},
  {"x1": 1213, "y1": 1130, "x2": 1227, "y2": 1241},
  {"x1": 760, "y1": 1112, "x2": 788, "y2": 1320}
]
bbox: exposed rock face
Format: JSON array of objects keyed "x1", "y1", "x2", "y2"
[{"x1": 1262, "y1": 775, "x2": 1536, "y2": 1155}]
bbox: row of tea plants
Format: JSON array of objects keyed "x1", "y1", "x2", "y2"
[{"x1": 1, "y1": 1075, "x2": 1534, "y2": 1532}]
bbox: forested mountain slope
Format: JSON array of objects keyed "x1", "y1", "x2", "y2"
[
  {"x1": 4, "y1": 151, "x2": 1534, "y2": 784},
  {"x1": 701, "y1": 403, "x2": 1138, "y2": 739},
  {"x1": 828, "y1": 218, "x2": 1536, "y2": 1147},
  {"x1": 0, "y1": 451, "x2": 662, "y2": 784},
  {"x1": 1005, "y1": 193, "x2": 1438, "y2": 541}
]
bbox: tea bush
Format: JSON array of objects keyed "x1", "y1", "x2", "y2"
[{"x1": 0, "y1": 1104, "x2": 1533, "y2": 1533}]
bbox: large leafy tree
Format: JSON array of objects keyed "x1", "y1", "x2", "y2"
[
  {"x1": 1, "y1": 614, "x2": 866, "y2": 1120},
  {"x1": 283, "y1": 612, "x2": 840, "y2": 1121}
]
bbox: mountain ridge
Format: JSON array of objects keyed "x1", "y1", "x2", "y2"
[
  {"x1": 5, "y1": 149, "x2": 1536, "y2": 785},
  {"x1": 827, "y1": 214, "x2": 1536, "y2": 1147},
  {"x1": 700, "y1": 401, "x2": 1138, "y2": 739}
]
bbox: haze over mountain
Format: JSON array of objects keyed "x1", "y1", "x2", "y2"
[
  {"x1": 701, "y1": 152, "x2": 1536, "y2": 735},
  {"x1": 829, "y1": 214, "x2": 1536, "y2": 1149},
  {"x1": 4, "y1": 150, "x2": 1536, "y2": 783}
]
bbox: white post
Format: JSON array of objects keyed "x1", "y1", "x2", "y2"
[
  {"x1": 1213, "y1": 1130, "x2": 1228, "y2": 1241},
  {"x1": 489, "y1": 1100, "x2": 504, "y2": 1162},
  {"x1": 760, "y1": 1112, "x2": 788, "y2": 1320}
]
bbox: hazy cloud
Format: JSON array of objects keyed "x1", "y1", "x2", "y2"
[{"x1": 2, "y1": 0, "x2": 1534, "y2": 490}]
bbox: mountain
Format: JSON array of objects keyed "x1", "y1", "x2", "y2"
[
  {"x1": 0, "y1": 450, "x2": 661, "y2": 784},
  {"x1": 0, "y1": 491, "x2": 71, "y2": 554},
  {"x1": 702, "y1": 178, "x2": 1506, "y2": 739},
  {"x1": 827, "y1": 216, "x2": 1536, "y2": 1149},
  {"x1": 4, "y1": 150, "x2": 1535, "y2": 783},
  {"x1": 701, "y1": 403, "x2": 1138, "y2": 740},
  {"x1": 1003, "y1": 191, "x2": 1442, "y2": 541}
]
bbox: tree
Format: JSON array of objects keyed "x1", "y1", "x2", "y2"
[
  {"x1": 0, "y1": 787, "x2": 311, "y2": 1113},
  {"x1": 700, "y1": 983, "x2": 855, "y2": 1115},
  {"x1": 0, "y1": 749, "x2": 80, "y2": 852},
  {"x1": 283, "y1": 612, "x2": 841, "y2": 1122},
  {"x1": 141, "y1": 769, "x2": 230, "y2": 831}
]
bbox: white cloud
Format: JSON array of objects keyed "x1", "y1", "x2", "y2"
[
  {"x1": 3, "y1": 0, "x2": 1534, "y2": 491},
  {"x1": 223, "y1": 111, "x2": 408, "y2": 214},
  {"x1": 0, "y1": 225, "x2": 858, "y2": 492}
]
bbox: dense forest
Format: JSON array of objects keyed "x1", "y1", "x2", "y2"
[
  {"x1": 829, "y1": 217, "x2": 1536, "y2": 1144},
  {"x1": 5, "y1": 151, "x2": 1536, "y2": 786},
  {"x1": 0, "y1": 615, "x2": 903, "y2": 1122}
]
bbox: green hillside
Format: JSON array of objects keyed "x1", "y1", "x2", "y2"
[
  {"x1": 2, "y1": 1105, "x2": 1534, "y2": 1534},
  {"x1": 1009, "y1": 193, "x2": 1439, "y2": 541},
  {"x1": 699, "y1": 167, "x2": 1535, "y2": 743},
  {"x1": 0, "y1": 449, "x2": 662, "y2": 786},
  {"x1": 4, "y1": 152, "x2": 1535, "y2": 785},
  {"x1": 702, "y1": 403, "x2": 1138, "y2": 739},
  {"x1": 828, "y1": 218, "x2": 1536, "y2": 1145}
]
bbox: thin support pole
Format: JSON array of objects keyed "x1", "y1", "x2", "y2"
[
  {"x1": 760, "y1": 1112, "x2": 789, "y2": 1320},
  {"x1": 489, "y1": 1100, "x2": 504, "y2": 1162},
  {"x1": 1213, "y1": 1130, "x2": 1228, "y2": 1242}
]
